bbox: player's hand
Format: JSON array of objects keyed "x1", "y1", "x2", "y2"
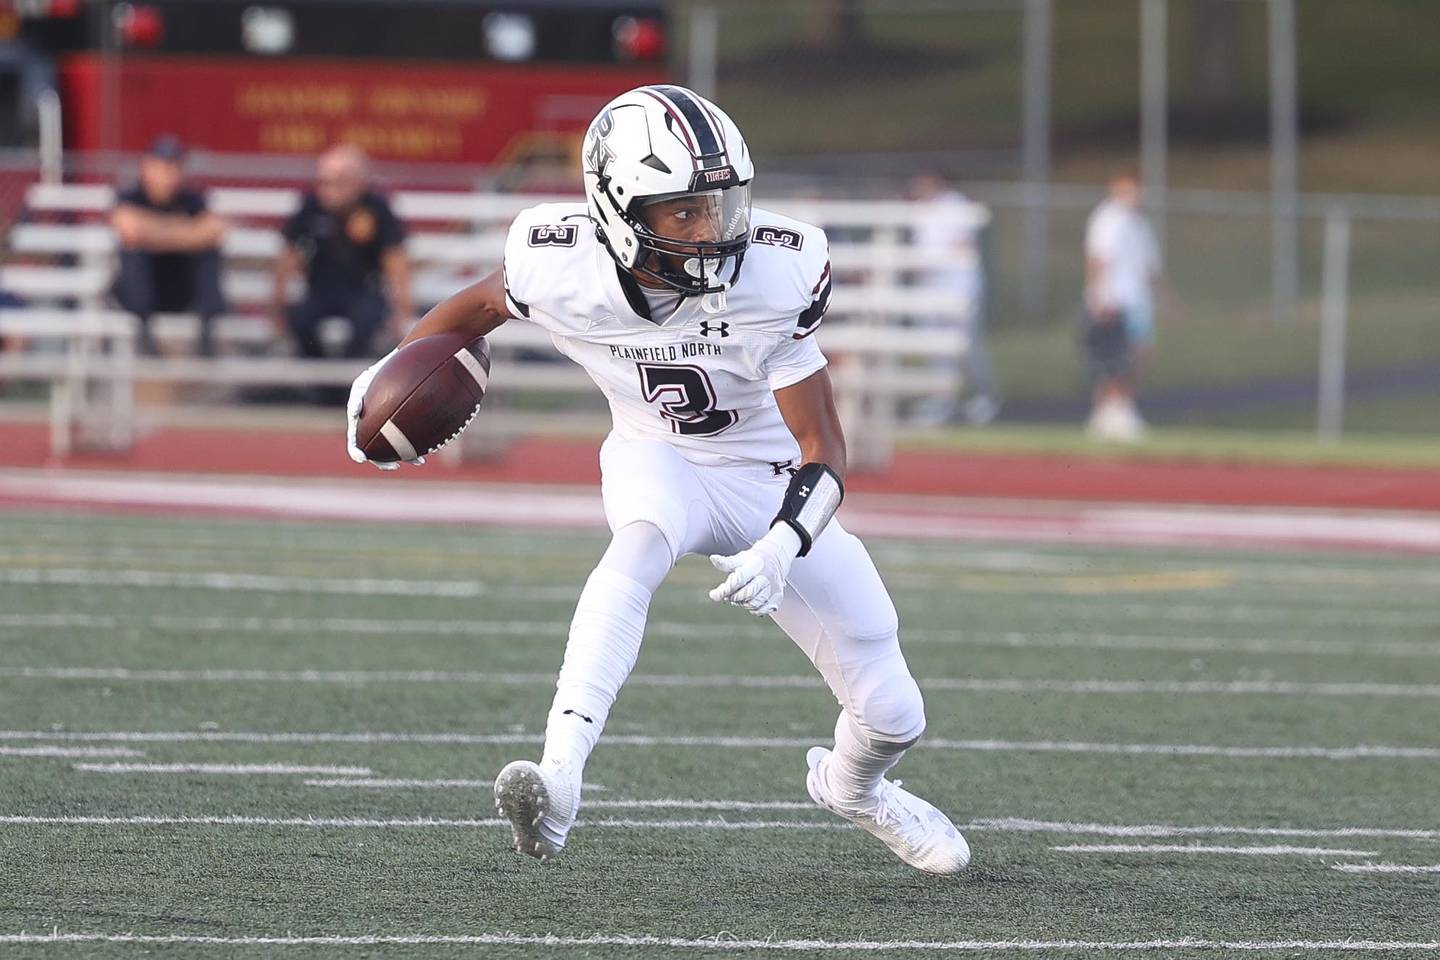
[
  {"x1": 708, "y1": 524, "x2": 803, "y2": 617},
  {"x1": 345, "y1": 349, "x2": 425, "y2": 471}
]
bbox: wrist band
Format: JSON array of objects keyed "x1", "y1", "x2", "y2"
[{"x1": 772, "y1": 462, "x2": 844, "y2": 558}]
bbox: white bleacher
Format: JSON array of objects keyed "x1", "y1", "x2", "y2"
[{"x1": 2, "y1": 183, "x2": 987, "y2": 467}]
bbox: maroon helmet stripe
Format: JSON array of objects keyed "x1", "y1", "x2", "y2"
[
  {"x1": 698, "y1": 99, "x2": 728, "y2": 151},
  {"x1": 653, "y1": 85, "x2": 723, "y2": 158},
  {"x1": 638, "y1": 87, "x2": 699, "y2": 170}
]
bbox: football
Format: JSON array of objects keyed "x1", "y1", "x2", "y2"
[{"x1": 355, "y1": 332, "x2": 491, "y2": 463}]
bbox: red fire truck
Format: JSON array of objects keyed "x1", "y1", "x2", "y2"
[{"x1": 3, "y1": 0, "x2": 668, "y2": 167}]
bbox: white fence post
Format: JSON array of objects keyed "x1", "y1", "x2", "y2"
[
  {"x1": 1316, "y1": 207, "x2": 1351, "y2": 443},
  {"x1": 1269, "y1": 0, "x2": 1300, "y2": 323},
  {"x1": 1139, "y1": 0, "x2": 1167, "y2": 258},
  {"x1": 37, "y1": 88, "x2": 64, "y2": 185},
  {"x1": 1020, "y1": 0, "x2": 1052, "y2": 319},
  {"x1": 110, "y1": 317, "x2": 137, "y2": 450},
  {"x1": 687, "y1": 1, "x2": 719, "y2": 100}
]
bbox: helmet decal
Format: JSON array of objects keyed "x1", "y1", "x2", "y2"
[{"x1": 584, "y1": 108, "x2": 618, "y2": 180}]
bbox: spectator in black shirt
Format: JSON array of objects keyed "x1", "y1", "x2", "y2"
[
  {"x1": 111, "y1": 135, "x2": 228, "y2": 356},
  {"x1": 274, "y1": 144, "x2": 413, "y2": 361}
]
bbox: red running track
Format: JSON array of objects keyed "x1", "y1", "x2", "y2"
[{"x1": 2, "y1": 421, "x2": 1438, "y2": 512}]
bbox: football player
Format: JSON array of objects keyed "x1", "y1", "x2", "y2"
[{"x1": 346, "y1": 85, "x2": 970, "y2": 874}]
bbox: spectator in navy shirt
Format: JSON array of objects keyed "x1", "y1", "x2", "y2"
[
  {"x1": 111, "y1": 135, "x2": 227, "y2": 356},
  {"x1": 274, "y1": 144, "x2": 413, "y2": 362}
]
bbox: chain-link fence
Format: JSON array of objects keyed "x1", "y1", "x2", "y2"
[{"x1": 966, "y1": 186, "x2": 1440, "y2": 437}]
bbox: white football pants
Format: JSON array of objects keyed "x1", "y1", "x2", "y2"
[{"x1": 592, "y1": 432, "x2": 926, "y2": 746}]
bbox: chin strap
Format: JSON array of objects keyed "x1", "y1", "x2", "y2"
[
  {"x1": 701, "y1": 282, "x2": 730, "y2": 315},
  {"x1": 686, "y1": 256, "x2": 732, "y2": 315}
]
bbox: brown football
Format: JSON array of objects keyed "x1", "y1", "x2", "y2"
[{"x1": 356, "y1": 332, "x2": 491, "y2": 463}]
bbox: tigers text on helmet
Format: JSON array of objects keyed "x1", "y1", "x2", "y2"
[{"x1": 582, "y1": 85, "x2": 754, "y2": 300}]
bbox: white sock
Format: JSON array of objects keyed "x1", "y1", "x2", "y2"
[
  {"x1": 825, "y1": 711, "x2": 909, "y2": 808},
  {"x1": 540, "y1": 566, "x2": 652, "y2": 775}
]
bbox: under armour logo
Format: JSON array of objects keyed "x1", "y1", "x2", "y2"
[
  {"x1": 562, "y1": 709, "x2": 594, "y2": 724},
  {"x1": 798, "y1": 485, "x2": 811, "y2": 498},
  {"x1": 699, "y1": 321, "x2": 730, "y2": 338}
]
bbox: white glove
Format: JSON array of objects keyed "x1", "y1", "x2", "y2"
[
  {"x1": 708, "y1": 523, "x2": 803, "y2": 617},
  {"x1": 345, "y1": 349, "x2": 424, "y2": 472}
]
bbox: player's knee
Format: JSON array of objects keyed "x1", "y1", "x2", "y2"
[
  {"x1": 854, "y1": 671, "x2": 926, "y2": 745},
  {"x1": 612, "y1": 518, "x2": 668, "y2": 550},
  {"x1": 599, "y1": 520, "x2": 675, "y2": 592},
  {"x1": 845, "y1": 595, "x2": 899, "y2": 645}
]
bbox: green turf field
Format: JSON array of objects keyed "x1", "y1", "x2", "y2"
[
  {"x1": 1, "y1": 509, "x2": 1438, "y2": 957},
  {"x1": 898, "y1": 422, "x2": 1440, "y2": 469}
]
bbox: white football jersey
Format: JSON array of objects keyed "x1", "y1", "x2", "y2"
[{"x1": 502, "y1": 202, "x2": 832, "y2": 466}]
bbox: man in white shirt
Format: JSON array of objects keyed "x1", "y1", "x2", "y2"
[
  {"x1": 908, "y1": 173, "x2": 996, "y2": 425},
  {"x1": 1083, "y1": 170, "x2": 1160, "y2": 442}
]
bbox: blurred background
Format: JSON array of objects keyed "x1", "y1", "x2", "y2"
[
  {"x1": 5, "y1": 4, "x2": 1440, "y2": 944},
  {"x1": 0, "y1": 0, "x2": 1435, "y2": 473}
]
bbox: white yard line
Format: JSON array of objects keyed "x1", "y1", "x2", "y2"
[
  {"x1": 159, "y1": 620, "x2": 1440, "y2": 658},
  {"x1": 909, "y1": 630, "x2": 1440, "y2": 659},
  {"x1": 9, "y1": 613, "x2": 1438, "y2": 661},
  {"x1": 1051, "y1": 843, "x2": 1377, "y2": 857},
  {"x1": 148, "y1": 615, "x2": 583, "y2": 637},
  {"x1": 978, "y1": 818, "x2": 1440, "y2": 841},
  {"x1": 301, "y1": 777, "x2": 609, "y2": 792},
  {"x1": 1332, "y1": 863, "x2": 1440, "y2": 874},
  {"x1": 921, "y1": 741, "x2": 1440, "y2": 760},
  {"x1": 0, "y1": 613, "x2": 122, "y2": 628},
  {"x1": 1, "y1": 933, "x2": 1438, "y2": 952},
  {"x1": 5, "y1": 582, "x2": 1437, "y2": 631},
  {"x1": 72, "y1": 763, "x2": 373, "y2": 776},
  {"x1": 2, "y1": 729, "x2": 1437, "y2": 761},
  {"x1": 2, "y1": 813, "x2": 1437, "y2": 842},
  {"x1": 17, "y1": 520, "x2": 1440, "y2": 583},
  {"x1": 871, "y1": 545, "x2": 1440, "y2": 586},
  {"x1": 301, "y1": 782, "x2": 810, "y2": 809},
  {"x1": 2, "y1": 815, "x2": 507, "y2": 828},
  {"x1": 0, "y1": 568, "x2": 577, "y2": 601},
  {"x1": 6, "y1": 666, "x2": 1440, "y2": 698},
  {"x1": 0, "y1": 815, "x2": 844, "y2": 831},
  {"x1": 0, "y1": 746, "x2": 142, "y2": 758},
  {"x1": 530, "y1": 797, "x2": 805, "y2": 810},
  {"x1": 1024, "y1": 600, "x2": 1440, "y2": 630}
]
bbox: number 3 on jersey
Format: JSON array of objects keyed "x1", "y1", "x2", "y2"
[{"x1": 637, "y1": 363, "x2": 739, "y2": 437}]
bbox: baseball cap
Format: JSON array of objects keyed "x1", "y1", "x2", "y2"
[{"x1": 145, "y1": 134, "x2": 187, "y2": 161}]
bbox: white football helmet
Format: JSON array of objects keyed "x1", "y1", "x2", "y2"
[{"x1": 582, "y1": 85, "x2": 754, "y2": 297}]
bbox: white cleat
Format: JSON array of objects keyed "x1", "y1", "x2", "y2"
[
  {"x1": 805, "y1": 746, "x2": 970, "y2": 875},
  {"x1": 493, "y1": 759, "x2": 579, "y2": 862}
]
